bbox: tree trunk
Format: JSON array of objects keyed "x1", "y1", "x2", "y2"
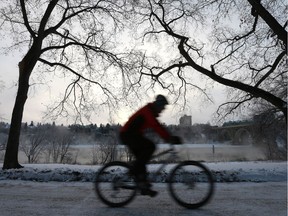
[
  {"x1": 2, "y1": 60, "x2": 31, "y2": 169},
  {"x1": 2, "y1": 40, "x2": 41, "y2": 169}
]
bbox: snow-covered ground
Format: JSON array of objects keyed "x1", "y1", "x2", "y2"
[
  {"x1": 0, "y1": 180, "x2": 286, "y2": 216},
  {"x1": 0, "y1": 161, "x2": 286, "y2": 183},
  {"x1": 0, "y1": 161, "x2": 287, "y2": 216}
]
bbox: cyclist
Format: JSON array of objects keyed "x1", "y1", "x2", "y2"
[{"x1": 120, "y1": 94, "x2": 181, "y2": 197}]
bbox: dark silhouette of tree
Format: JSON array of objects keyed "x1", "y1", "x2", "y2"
[
  {"x1": 133, "y1": 0, "x2": 287, "y2": 122},
  {"x1": 1, "y1": 0, "x2": 286, "y2": 169},
  {"x1": 0, "y1": 80, "x2": 4, "y2": 121},
  {"x1": 0, "y1": 0, "x2": 141, "y2": 169}
]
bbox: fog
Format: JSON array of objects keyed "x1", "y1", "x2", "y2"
[{"x1": 16, "y1": 143, "x2": 267, "y2": 165}]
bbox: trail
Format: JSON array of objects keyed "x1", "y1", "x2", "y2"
[{"x1": 0, "y1": 181, "x2": 286, "y2": 216}]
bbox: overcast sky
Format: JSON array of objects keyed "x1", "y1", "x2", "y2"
[
  {"x1": 0, "y1": 50, "x2": 229, "y2": 126},
  {"x1": 0, "y1": 2, "x2": 232, "y2": 127}
]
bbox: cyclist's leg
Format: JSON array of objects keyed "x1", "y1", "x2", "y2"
[
  {"x1": 131, "y1": 137, "x2": 157, "y2": 196},
  {"x1": 129, "y1": 136, "x2": 155, "y2": 181},
  {"x1": 120, "y1": 132, "x2": 144, "y2": 178},
  {"x1": 121, "y1": 134, "x2": 157, "y2": 196}
]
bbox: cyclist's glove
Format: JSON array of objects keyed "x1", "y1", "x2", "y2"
[{"x1": 169, "y1": 136, "x2": 182, "y2": 145}]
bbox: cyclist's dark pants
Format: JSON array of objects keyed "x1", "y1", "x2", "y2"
[{"x1": 120, "y1": 132, "x2": 155, "y2": 181}]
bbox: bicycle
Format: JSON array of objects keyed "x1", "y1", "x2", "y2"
[{"x1": 94, "y1": 144, "x2": 214, "y2": 209}]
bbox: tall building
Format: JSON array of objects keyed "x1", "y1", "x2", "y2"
[{"x1": 179, "y1": 115, "x2": 192, "y2": 127}]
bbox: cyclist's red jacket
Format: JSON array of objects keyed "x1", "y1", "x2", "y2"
[{"x1": 120, "y1": 103, "x2": 171, "y2": 141}]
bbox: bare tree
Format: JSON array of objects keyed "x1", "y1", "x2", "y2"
[
  {"x1": 90, "y1": 143, "x2": 99, "y2": 165},
  {"x1": 58, "y1": 130, "x2": 74, "y2": 163},
  {"x1": 0, "y1": 123, "x2": 8, "y2": 161},
  {"x1": 97, "y1": 132, "x2": 118, "y2": 164},
  {"x1": 47, "y1": 141, "x2": 59, "y2": 163},
  {"x1": 45, "y1": 126, "x2": 74, "y2": 163},
  {"x1": 20, "y1": 129, "x2": 47, "y2": 163},
  {"x1": 0, "y1": 0, "x2": 143, "y2": 169},
  {"x1": 0, "y1": 132, "x2": 8, "y2": 153},
  {"x1": 132, "y1": 0, "x2": 287, "y2": 122},
  {"x1": 249, "y1": 100, "x2": 287, "y2": 159},
  {"x1": 1, "y1": 0, "x2": 286, "y2": 170},
  {"x1": 121, "y1": 145, "x2": 134, "y2": 162}
]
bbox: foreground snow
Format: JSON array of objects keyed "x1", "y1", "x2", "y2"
[
  {"x1": 0, "y1": 181, "x2": 286, "y2": 216},
  {"x1": 0, "y1": 161, "x2": 286, "y2": 182}
]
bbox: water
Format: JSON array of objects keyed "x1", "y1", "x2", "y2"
[{"x1": 13, "y1": 143, "x2": 266, "y2": 165}]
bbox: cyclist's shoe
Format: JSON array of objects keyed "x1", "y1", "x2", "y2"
[
  {"x1": 140, "y1": 188, "x2": 158, "y2": 197},
  {"x1": 138, "y1": 182, "x2": 158, "y2": 197}
]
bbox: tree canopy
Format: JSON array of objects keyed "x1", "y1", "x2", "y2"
[
  {"x1": 130, "y1": 0, "x2": 287, "y2": 121},
  {"x1": 0, "y1": 0, "x2": 145, "y2": 169}
]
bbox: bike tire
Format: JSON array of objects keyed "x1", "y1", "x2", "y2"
[
  {"x1": 168, "y1": 161, "x2": 214, "y2": 209},
  {"x1": 94, "y1": 161, "x2": 137, "y2": 207}
]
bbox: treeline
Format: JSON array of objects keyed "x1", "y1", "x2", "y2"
[
  {"x1": 0, "y1": 117, "x2": 286, "y2": 147},
  {"x1": 14, "y1": 122, "x2": 219, "y2": 144},
  {"x1": 0, "y1": 122, "x2": 77, "y2": 164},
  {"x1": 0, "y1": 112, "x2": 286, "y2": 164},
  {"x1": 66, "y1": 122, "x2": 219, "y2": 144},
  {"x1": 0, "y1": 121, "x2": 219, "y2": 164}
]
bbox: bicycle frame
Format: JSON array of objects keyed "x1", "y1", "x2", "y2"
[{"x1": 148, "y1": 145, "x2": 179, "y2": 176}]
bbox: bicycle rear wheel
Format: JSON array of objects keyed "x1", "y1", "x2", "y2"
[
  {"x1": 168, "y1": 161, "x2": 214, "y2": 209},
  {"x1": 94, "y1": 161, "x2": 137, "y2": 207}
]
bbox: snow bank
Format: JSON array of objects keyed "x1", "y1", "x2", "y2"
[{"x1": 0, "y1": 161, "x2": 286, "y2": 183}]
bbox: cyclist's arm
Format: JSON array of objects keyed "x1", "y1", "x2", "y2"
[{"x1": 145, "y1": 111, "x2": 171, "y2": 142}]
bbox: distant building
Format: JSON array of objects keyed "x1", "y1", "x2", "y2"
[{"x1": 179, "y1": 115, "x2": 192, "y2": 127}]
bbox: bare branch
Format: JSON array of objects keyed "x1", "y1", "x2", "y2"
[
  {"x1": 19, "y1": 0, "x2": 36, "y2": 38},
  {"x1": 137, "y1": 0, "x2": 287, "y2": 122},
  {"x1": 254, "y1": 51, "x2": 286, "y2": 87}
]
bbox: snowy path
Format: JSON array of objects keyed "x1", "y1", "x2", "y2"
[
  {"x1": 0, "y1": 181, "x2": 286, "y2": 216},
  {"x1": 0, "y1": 161, "x2": 287, "y2": 215}
]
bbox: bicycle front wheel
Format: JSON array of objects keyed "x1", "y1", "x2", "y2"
[
  {"x1": 168, "y1": 161, "x2": 214, "y2": 209},
  {"x1": 94, "y1": 161, "x2": 137, "y2": 207}
]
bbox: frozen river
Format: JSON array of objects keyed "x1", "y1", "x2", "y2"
[
  {"x1": 7, "y1": 142, "x2": 268, "y2": 167},
  {"x1": 66, "y1": 143, "x2": 267, "y2": 164}
]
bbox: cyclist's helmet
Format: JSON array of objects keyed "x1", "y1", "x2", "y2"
[{"x1": 154, "y1": 94, "x2": 168, "y2": 107}]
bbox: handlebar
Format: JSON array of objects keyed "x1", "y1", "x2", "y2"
[{"x1": 151, "y1": 143, "x2": 182, "y2": 160}]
